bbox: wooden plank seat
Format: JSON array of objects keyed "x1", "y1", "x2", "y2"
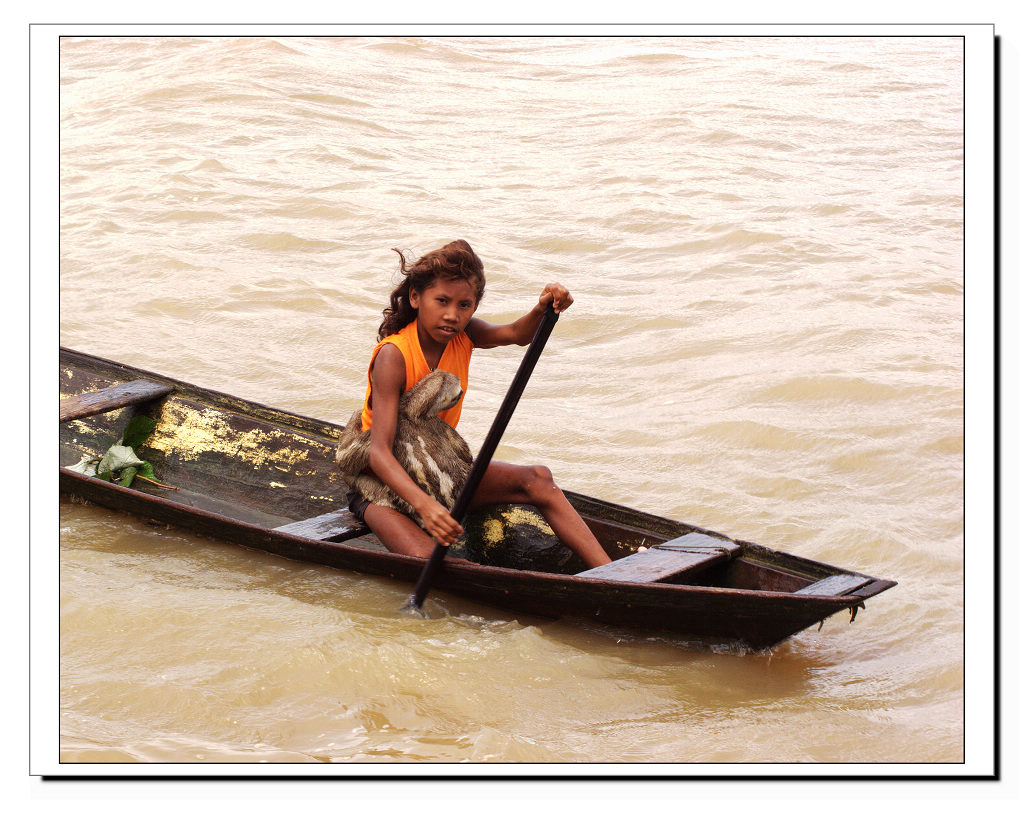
[
  {"x1": 272, "y1": 507, "x2": 370, "y2": 542},
  {"x1": 60, "y1": 379, "x2": 173, "y2": 423},
  {"x1": 792, "y1": 574, "x2": 871, "y2": 597},
  {"x1": 576, "y1": 532, "x2": 740, "y2": 584},
  {"x1": 656, "y1": 532, "x2": 739, "y2": 551}
]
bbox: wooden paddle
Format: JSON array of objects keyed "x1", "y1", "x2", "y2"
[{"x1": 404, "y1": 303, "x2": 560, "y2": 613}]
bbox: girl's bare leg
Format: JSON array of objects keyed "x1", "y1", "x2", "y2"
[
  {"x1": 469, "y1": 461, "x2": 612, "y2": 568},
  {"x1": 362, "y1": 503, "x2": 436, "y2": 557},
  {"x1": 361, "y1": 463, "x2": 612, "y2": 568},
  {"x1": 362, "y1": 503, "x2": 479, "y2": 563}
]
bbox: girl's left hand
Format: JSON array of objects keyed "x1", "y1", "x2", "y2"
[{"x1": 540, "y1": 283, "x2": 574, "y2": 313}]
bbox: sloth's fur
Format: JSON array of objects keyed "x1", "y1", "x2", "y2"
[{"x1": 335, "y1": 370, "x2": 473, "y2": 524}]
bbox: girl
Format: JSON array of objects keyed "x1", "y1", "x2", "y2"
[{"x1": 351, "y1": 239, "x2": 611, "y2": 569}]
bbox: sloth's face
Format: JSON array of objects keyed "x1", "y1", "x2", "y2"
[{"x1": 406, "y1": 370, "x2": 463, "y2": 418}]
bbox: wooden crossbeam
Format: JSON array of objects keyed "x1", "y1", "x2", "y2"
[
  {"x1": 575, "y1": 531, "x2": 741, "y2": 584},
  {"x1": 272, "y1": 507, "x2": 370, "y2": 542},
  {"x1": 657, "y1": 532, "x2": 738, "y2": 552},
  {"x1": 60, "y1": 379, "x2": 173, "y2": 423},
  {"x1": 793, "y1": 574, "x2": 871, "y2": 597},
  {"x1": 576, "y1": 546, "x2": 730, "y2": 584}
]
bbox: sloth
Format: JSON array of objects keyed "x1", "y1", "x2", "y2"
[{"x1": 335, "y1": 370, "x2": 473, "y2": 525}]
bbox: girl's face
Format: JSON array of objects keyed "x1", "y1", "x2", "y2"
[{"x1": 410, "y1": 278, "x2": 478, "y2": 346}]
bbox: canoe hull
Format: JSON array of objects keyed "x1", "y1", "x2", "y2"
[{"x1": 59, "y1": 347, "x2": 896, "y2": 650}]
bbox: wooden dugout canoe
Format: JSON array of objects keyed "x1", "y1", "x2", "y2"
[{"x1": 58, "y1": 347, "x2": 896, "y2": 650}]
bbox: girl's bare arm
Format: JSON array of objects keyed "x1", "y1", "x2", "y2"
[
  {"x1": 366, "y1": 345, "x2": 464, "y2": 546},
  {"x1": 466, "y1": 282, "x2": 573, "y2": 349}
]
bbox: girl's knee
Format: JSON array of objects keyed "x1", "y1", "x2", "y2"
[
  {"x1": 521, "y1": 464, "x2": 556, "y2": 498},
  {"x1": 533, "y1": 464, "x2": 555, "y2": 485}
]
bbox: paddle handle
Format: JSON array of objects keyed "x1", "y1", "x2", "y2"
[{"x1": 406, "y1": 304, "x2": 559, "y2": 610}]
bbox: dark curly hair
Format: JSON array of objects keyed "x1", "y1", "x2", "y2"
[{"x1": 378, "y1": 240, "x2": 486, "y2": 341}]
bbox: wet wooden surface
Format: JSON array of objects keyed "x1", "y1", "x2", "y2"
[{"x1": 60, "y1": 379, "x2": 172, "y2": 422}]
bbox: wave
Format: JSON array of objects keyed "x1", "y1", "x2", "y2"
[
  {"x1": 236, "y1": 232, "x2": 339, "y2": 252},
  {"x1": 750, "y1": 375, "x2": 906, "y2": 403}
]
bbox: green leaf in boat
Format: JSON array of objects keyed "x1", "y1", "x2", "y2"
[
  {"x1": 66, "y1": 420, "x2": 169, "y2": 489},
  {"x1": 96, "y1": 444, "x2": 144, "y2": 479},
  {"x1": 121, "y1": 415, "x2": 157, "y2": 449}
]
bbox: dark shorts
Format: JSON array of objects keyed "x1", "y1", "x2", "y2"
[{"x1": 346, "y1": 488, "x2": 371, "y2": 523}]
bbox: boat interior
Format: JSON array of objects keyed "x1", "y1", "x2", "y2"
[{"x1": 60, "y1": 349, "x2": 873, "y2": 598}]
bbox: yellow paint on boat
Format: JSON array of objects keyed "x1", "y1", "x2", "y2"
[
  {"x1": 476, "y1": 505, "x2": 554, "y2": 549},
  {"x1": 148, "y1": 399, "x2": 319, "y2": 470}
]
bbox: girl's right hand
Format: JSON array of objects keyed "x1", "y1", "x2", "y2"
[{"x1": 417, "y1": 498, "x2": 464, "y2": 546}]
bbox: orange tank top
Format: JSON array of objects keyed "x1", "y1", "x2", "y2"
[{"x1": 360, "y1": 319, "x2": 473, "y2": 431}]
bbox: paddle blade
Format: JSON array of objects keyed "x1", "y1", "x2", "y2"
[{"x1": 399, "y1": 597, "x2": 429, "y2": 619}]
